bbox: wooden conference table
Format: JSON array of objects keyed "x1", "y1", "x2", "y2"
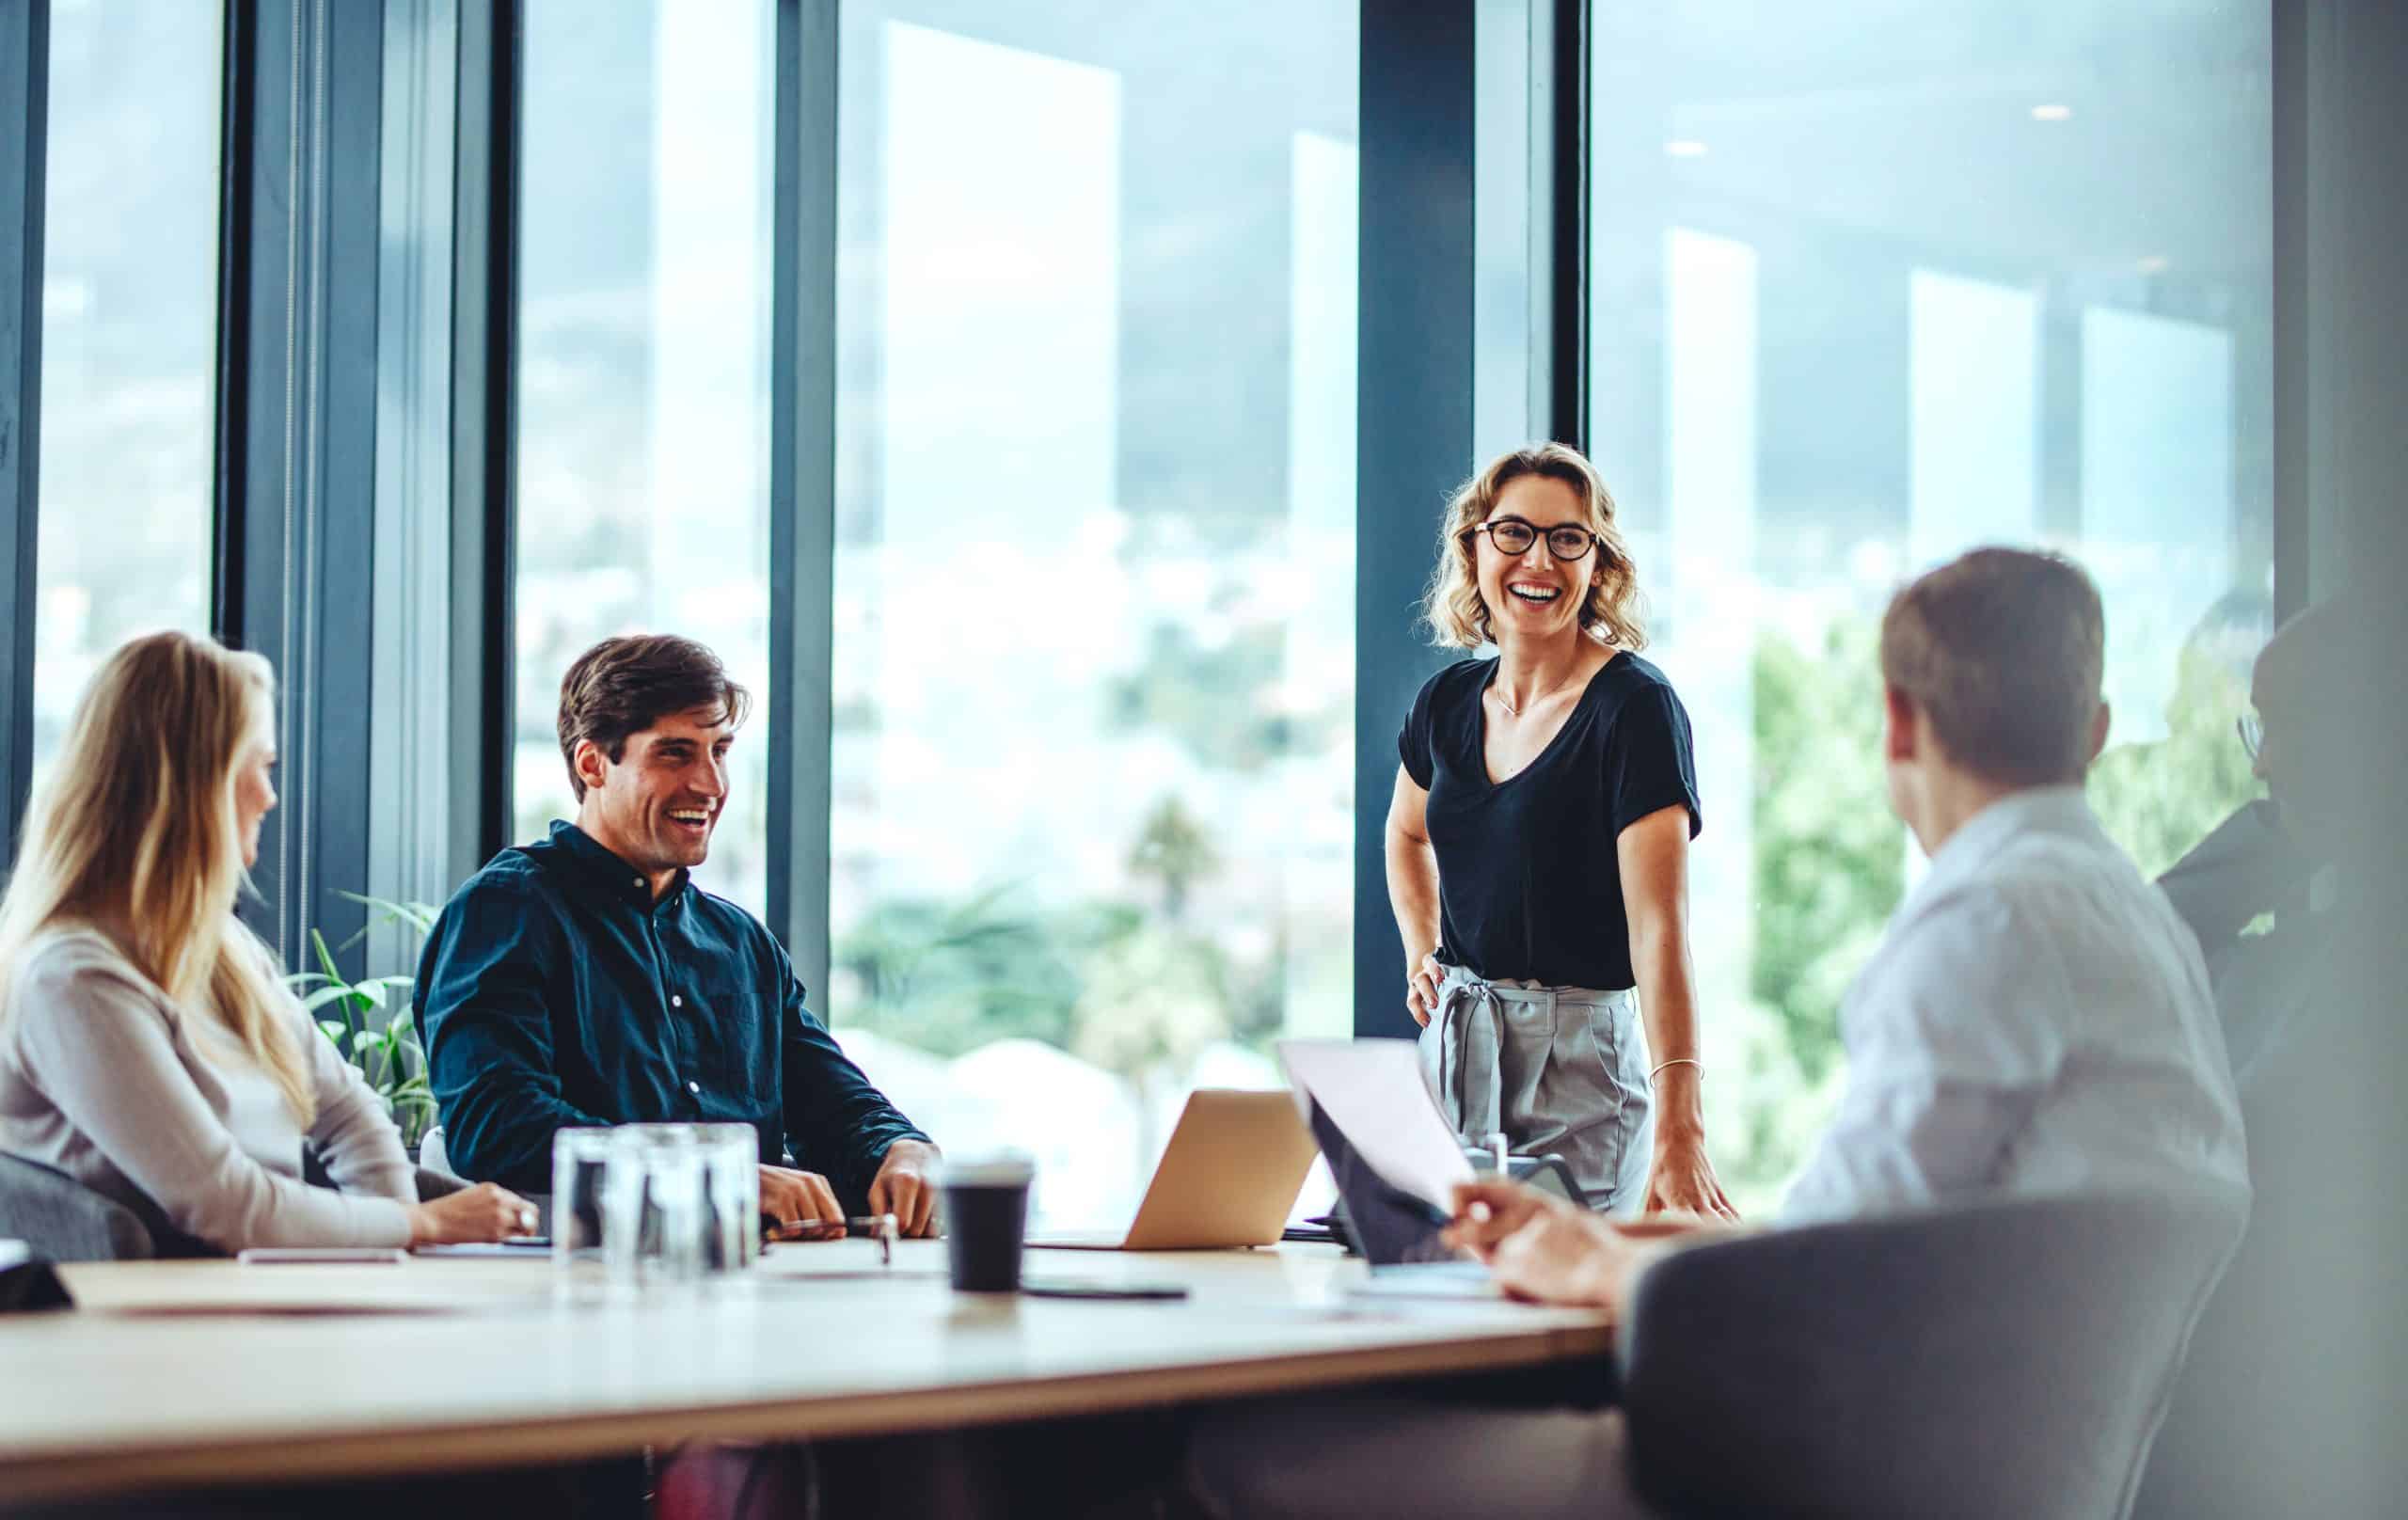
[{"x1": 0, "y1": 1241, "x2": 1612, "y2": 1506}]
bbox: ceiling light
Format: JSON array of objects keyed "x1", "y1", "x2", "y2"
[
  {"x1": 2030, "y1": 103, "x2": 2073, "y2": 122},
  {"x1": 2136, "y1": 255, "x2": 2171, "y2": 275},
  {"x1": 1664, "y1": 139, "x2": 1709, "y2": 158}
]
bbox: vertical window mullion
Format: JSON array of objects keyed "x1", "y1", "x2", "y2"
[
  {"x1": 0, "y1": 0, "x2": 49, "y2": 856},
  {"x1": 767, "y1": 0, "x2": 839, "y2": 1006}
]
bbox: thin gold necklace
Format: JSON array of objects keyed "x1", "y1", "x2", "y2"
[{"x1": 1490, "y1": 669, "x2": 1581, "y2": 718}]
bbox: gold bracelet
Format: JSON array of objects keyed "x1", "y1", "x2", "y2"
[{"x1": 1648, "y1": 1056, "x2": 1702, "y2": 1085}]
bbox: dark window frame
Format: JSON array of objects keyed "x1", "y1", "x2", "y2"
[{"x1": 0, "y1": 0, "x2": 49, "y2": 862}]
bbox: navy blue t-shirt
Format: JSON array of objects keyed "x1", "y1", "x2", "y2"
[{"x1": 1399, "y1": 652, "x2": 1702, "y2": 990}]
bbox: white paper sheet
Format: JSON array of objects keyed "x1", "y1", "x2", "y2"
[{"x1": 1275, "y1": 1038, "x2": 1475, "y2": 1211}]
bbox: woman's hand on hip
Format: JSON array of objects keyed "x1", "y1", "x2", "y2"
[
  {"x1": 1640, "y1": 1132, "x2": 1739, "y2": 1222},
  {"x1": 1405, "y1": 952, "x2": 1445, "y2": 1027}
]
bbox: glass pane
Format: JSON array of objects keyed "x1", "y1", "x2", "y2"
[
  {"x1": 33, "y1": 0, "x2": 224, "y2": 775},
  {"x1": 514, "y1": 0, "x2": 774, "y2": 906},
  {"x1": 1589, "y1": 5, "x2": 2273, "y2": 1210},
  {"x1": 831, "y1": 4, "x2": 1360, "y2": 1230}
]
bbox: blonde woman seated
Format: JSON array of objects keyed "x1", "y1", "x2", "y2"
[{"x1": 0, "y1": 631, "x2": 533, "y2": 1252}]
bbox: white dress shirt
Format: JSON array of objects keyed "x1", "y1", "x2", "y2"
[{"x1": 1782, "y1": 786, "x2": 2250, "y2": 1224}]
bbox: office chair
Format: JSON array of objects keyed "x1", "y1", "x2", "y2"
[{"x1": 1617, "y1": 1189, "x2": 2240, "y2": 1519}]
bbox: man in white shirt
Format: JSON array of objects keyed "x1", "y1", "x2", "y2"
[
  {"x1": 1184, "y1": 546, "x2": 2250, "y2": 1520},
  {"x1": 1778, "y1": 779, "x2": 2248, "y2": 1221}
]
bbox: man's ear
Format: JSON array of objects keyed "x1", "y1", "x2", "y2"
[
  {"x1": 2086, "y1": 701, "x2": 2112, "y2": 764},
  {"x1": 1882, "y1": 684, "x2": 1919, "y2": 764},
  {"x1": 573, "y1": 737, "x2": 611, "y2": 799}
]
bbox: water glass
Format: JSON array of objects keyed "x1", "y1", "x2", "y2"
[
  {"x1": 551, "y1": 1126, "x2": 628, "y2": 1302},
  {"x1": 694, "y1": 1123, "x2": 762, "y2": 1275},
  {"x1": 608, "y1": 1124, "x2": 706, "y2": 1291},
  {"x1": 555, "y1": 1123, "x2": 760, "y2": 1299}
]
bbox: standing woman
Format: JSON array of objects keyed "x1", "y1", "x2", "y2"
[
  {"x1": 1389, "y1": 443, "x2": 1734, "y2": 1218},
  {"x1": 0, "y1": 631, "x2": 533, "y2": 1251}
]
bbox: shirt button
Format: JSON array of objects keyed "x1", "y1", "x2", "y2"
[
  {"x1": 632, "y1": 876, "x2": 642, "y2": 888},
  {"x1": 688, "y1": 1081, "x2": 702, "y2": 1095},
  {"x1": 671, "y1": 994, "x2": 683, "y2": 1008}
]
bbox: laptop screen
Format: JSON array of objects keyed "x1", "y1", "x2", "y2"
[{"x1": 1305, "y1": 1099, "x2": 1473, "y2": 1267}]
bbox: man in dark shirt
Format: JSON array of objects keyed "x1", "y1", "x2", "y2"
[{"x1": 418, "y1": 635, "x2": 939, "y2": 1235}]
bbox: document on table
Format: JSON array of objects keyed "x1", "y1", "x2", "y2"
[{"x1": 1275, "y1": 1038, "x2": 1474, "y2": 1211}]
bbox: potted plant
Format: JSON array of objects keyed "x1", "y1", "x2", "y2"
[{"x1": 286, "y1": 893, "x2": 439, "y2": 1156}]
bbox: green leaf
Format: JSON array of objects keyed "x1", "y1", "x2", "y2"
[
  {"x1": 316, "y1": 1020, "x2": 348, "y2": 1043},
  {"x1": 310, "y1": 930, "x2": 343, "y2": 986},
  {"x1": 302, "y1": 986, "x2": 360, "y2": 1012},
  {"x1": 331, "y1": 892, "x2": 441, "y2": 951}
]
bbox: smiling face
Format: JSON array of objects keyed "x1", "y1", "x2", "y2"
[
  {"x1": 573, "y1": 705, "x2": 734, "y2": 885},
  {"x1": 1476, "y1": 475, "x2": 1601, "y2": 645}
]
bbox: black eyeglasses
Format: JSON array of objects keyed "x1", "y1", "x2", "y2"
[
  {"x1": 1460, "y1": 518, "x2": 1599, "y2": 561},
  {"x1": 2237, "y1": 712, "x2": 2263, "y2": 762}
]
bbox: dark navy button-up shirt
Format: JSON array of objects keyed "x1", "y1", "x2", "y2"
[{"x1": 417, "y1": 821, "x2": 927, "y2": 1202}]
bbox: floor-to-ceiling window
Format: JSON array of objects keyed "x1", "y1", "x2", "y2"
[
  {"x1": 829, "y1": 2, "x2": 1360, "y2": 1229},
  {"x1": 1589, "y1": 2, "x2": 2274, "y2": 1210},
  {"x1": 31, "y1": 0, "x2": 224, "y2": 776},
  {"x1": 513, "y1": 0, "x2": 776, "y2": 908}
]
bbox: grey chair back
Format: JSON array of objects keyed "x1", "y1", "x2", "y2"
[
  {"x1": 0, "y1": 1150, "x2": 156, "y2": 1262},
  {"x1": 1617, "y1": 1190, "x2": 2242, "y2": 1520}
]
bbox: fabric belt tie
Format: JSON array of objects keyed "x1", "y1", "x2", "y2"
[
  {"x1": 1431, "y1": 969, "x2": 1511, "y2": 1143},
  {"x1": 1417, "y1": 964, "x2": 1649, "y2": 1212}
]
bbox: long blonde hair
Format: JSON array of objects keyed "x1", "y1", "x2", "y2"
[
  {"x1": 1421, "y1": 442, "x2": 1648, "y2": 650},
  {"x1": 0, "y1": 631, "x2": 314, "y2": 1123}
]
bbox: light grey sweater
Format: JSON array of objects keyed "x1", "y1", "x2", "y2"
[{"x1": 0, "y1": 926, "x2": 415, "y2": 1249}]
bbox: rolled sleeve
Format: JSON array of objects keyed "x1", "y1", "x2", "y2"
[{"x1": 1605, "y1": 683, "x2": 1703, "y2": 839}]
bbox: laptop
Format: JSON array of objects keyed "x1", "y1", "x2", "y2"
[{"x1": 1024, "y1": 1088, "x2": 1320, "y2": 1251}]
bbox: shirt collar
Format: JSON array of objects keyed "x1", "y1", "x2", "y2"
[
  {"x1": 547, "y1": 820, "x2": 689, "y2": 912},
  {"x1": 1914, "y1": 784, "x2": 2099, "y2": 901}
]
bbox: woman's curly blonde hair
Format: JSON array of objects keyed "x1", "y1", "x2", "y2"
[{"x1": 1421, "y1": 442, "x2": 1647, "y2": 650}]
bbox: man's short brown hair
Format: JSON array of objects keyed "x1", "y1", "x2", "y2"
[
  {"x1": 1879, "y1": 546, "x2": 2105, "y2": 786},
  {"x1": 557, "y1": 635, "x2": 752, "y2": 801}
]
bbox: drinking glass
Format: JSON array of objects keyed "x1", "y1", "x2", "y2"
[
  {"x1": 694, "y1": 1122, "x2": 762, "y2": 1275},
  {"x1": 551, "y1": 1126, "x2": 628, "y2": 1302},
  {"x1": 609, "y1": 1124, "x2": 706, "y2": 1292}
]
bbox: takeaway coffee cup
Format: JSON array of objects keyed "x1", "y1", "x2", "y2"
[{"x1": 939, "y1": 1154, "x2": 1035, "y2": 1292}]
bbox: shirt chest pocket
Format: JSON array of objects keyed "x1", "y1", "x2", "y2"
[{"x1": 672, "y1": 979, "x2": 774, "y2": 1100}]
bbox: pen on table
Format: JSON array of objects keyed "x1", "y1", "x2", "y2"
[
  {"x1": 765, "y1": 1212, "x2": 901, "y2": 1262},
  {"x1": 762, "y1": 1211, "x2": 897, "y2": 1235}
]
